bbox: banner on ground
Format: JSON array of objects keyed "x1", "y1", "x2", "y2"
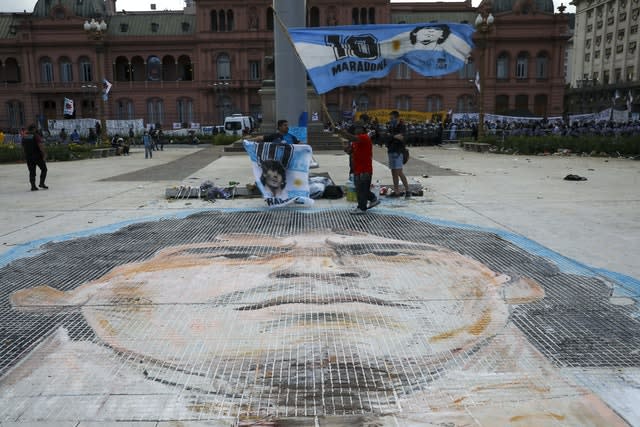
[
  {"x1": 243, "y1": 140, "x2": 313, "y2": 207},
  {"x1": 288, "y1": 23, "x2": 474, "y2": 94}
]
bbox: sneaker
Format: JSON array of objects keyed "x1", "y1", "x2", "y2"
[
  {"x1": 349, "y1": 207, "x2": 367, "y2": 215},
  {"x1": 404, "y1": 192, "x2": 411, "y2": 199},
  {"x1": 368, "y1": 199, "x2": 381, "y2": 209},
  {"x1": 39, "y1": 184, "x2": 48, "y2": 189}
]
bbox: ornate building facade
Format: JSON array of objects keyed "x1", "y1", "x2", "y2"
[
  {"x1": 567, "y1": 0, "x2": 639, "y2": 114},
  {"x1": 0, "y1": 0, "x2": 569, "y2": 131}
]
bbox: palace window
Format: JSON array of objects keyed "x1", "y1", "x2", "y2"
[
  {"x1": 60, "y1": 58, "x2": 73, "y2": 82},
  {"x1": 249, "y1": 60, "x2": 261, "y2": 80},
  {"x1": 516, "y1": 53, "x2": 528, "y2": 79}
]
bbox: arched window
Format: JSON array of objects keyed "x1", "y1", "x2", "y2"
[
  {"x1": 114, "y1": 56, "x2": 130, "y2": 82},
  {"x1": 116, "y1": 98, "x2": 135, "y2": 120},
  {"x1": 210, "y1": 10, "x2": 218, "y2": 31},
  {"x1": 360, "y1": 8, "x2": 367, "y2": 24},
  {"x1": 308, "y1": 6, "x2": 320, "y2": 27},
  {"x1": 458, "y1": 57, "x2": 475, "y2": 79},
  {"x1": 79, "y1": 56, "x2": 92, "y2": 82},
  {"x1": 395, "y1": 63, "x2": 411, "y2": 79},
  {"x1": 426, "y1": 95, "x2": 443, "y2": 112},
  {"x1": 177, "y1": 55, "x2": 193, "y2": 81},
  {"x1": 248, "y1": 7, "x2": 258, "y2": 30},
  {"x1": 368, "y1": 8, "x2": 376, "y2": 24},
  {"x1": 43, "y1": 100, "x2": 56, "y2": 119},
  {"x1": 162, "y1": 55, "x2": 177, "y2": 81},
  {"x1": 456, "y1": 95, "x2": 474, "y2": 113},
  {"x1": 226, "y1": 10, "x2": 234, "y2": 31},
  {"x1": 496, "y1": 52, "x2": 509, "y2": 80},
  {"x1": 516, "y1": 52, "x2": 529, "y2": 79},
  {"x1": 326, "y1": 6, "x2": 337, "y2": 25},
  {"x1": 352, "y1": 8, "x2": 359, "y2": 24},
  {"x1": 217, "y1": 95, "x2": 233, "y2": 122},
  {"x1": 395, "y1": 95, "x2": 411, "y2": 111},
  {"x1": 534, "y1": 94, "x2": 547, "y2": 116},
  {"x1": 6, "y1": 100, "x2": 25, "y2": 129},
  {"x1": 147, "y1": 97, "x2": 164, "y2": 125},
  {"x1": 217, "y1": 54, "x2": 231, "y2": 80},
  {"x1": 40, "y1": 57, "x2": 54, "y2": 83},
  {"x1": 515, "y1": 94, "x2": 528, "y2": 112},
  {"x1": 219, "y1": 10, "x2": 226, "y2": 32},
  {"x1": 147, "y1": 56, "x2": 162, "y2": 81},
  {"x1": 267, "y1": 7, "x2": 274, "y2": 30},
  {"x1": 80, "y1": 97, "x2": 95, "y2": 118},
  {"x1": 59, "y1": 57, "x2": 73, "y2": 82},
  {"x1": 356, "y1": 94, "x2": 369, "y2": 112},
  {"x1": 4, "y1": 58, "x2": 21, "y2": 83},
  {"x1": 177, "y1": 97, "x2": 194, "y2": 125},
  {"x1": 495, "y1": 95, "x2": 509, "y2": 115},
  {"x1": 131, "y1": 56, "x2": 145, "y2": 81},
  {"x1": 536, "y1": 52, "x2": 548, "y2": 79}
]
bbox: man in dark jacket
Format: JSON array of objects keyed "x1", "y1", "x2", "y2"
[{"x1": 22, "y1": 124, "x2": 48, "y2": 191}]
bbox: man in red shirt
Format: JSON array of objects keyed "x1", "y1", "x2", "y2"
[{"x1": 340, "y1": 121, "x2": 380, "y2": 215}]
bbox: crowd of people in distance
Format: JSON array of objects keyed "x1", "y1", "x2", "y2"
[{"x1": 329, "y1": 116, "x2": 640, "y2": 146}]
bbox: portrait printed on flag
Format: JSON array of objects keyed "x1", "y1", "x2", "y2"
[
  {"x1": 289, "y1": 22, "x2": 475, "y2": 94},
  {"x1": 243, "y1": 140, "x2": 312, "y2": 206}
]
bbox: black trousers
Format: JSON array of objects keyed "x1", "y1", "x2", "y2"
[
  {"x1": 26, "y1": 156, "x2": 47, "y2": 187},
  {"x1": 354, "y1": 172, "x2": 376, "y2": 211}
]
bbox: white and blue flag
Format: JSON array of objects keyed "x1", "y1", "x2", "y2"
[
  {"x1": 289, "y1": 23, "x2": 475, "y2": 94},
  {"x1": 243, "y1": 140, "x2": 313, "y2": 207}
]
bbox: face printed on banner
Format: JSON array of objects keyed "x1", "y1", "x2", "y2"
[
  {"x1": 260, "y1": 160, "x2": 287, "y2": 197},
  {"x1": 409, "y1": 25, "x2": 450, "y2": 49}
]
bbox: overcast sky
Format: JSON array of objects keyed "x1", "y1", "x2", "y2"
[{"x1": 2, "y1": 0, "x2": 573, "y2": 15}]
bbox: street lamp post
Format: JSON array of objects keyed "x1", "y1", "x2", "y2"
[
  {"x1": 474, "y1": 12, "x2": 494, "y2": 139},
  {"x1": 82, "y1": 18, "x2": 108, "y2": 142}
]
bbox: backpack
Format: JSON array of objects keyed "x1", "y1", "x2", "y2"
[
  {"x1": 322, "y1": 185, "x2": 344, "y2": 199},
  {"x1": 402, "y1": 147, "x2": 410, "y2": 164}
]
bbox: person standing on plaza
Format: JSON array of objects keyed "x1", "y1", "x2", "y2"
[
  {"x1": 59, "y1": 128, "x2": 68, "y2": 144},
  {"x1": 385, "y1": 111, "x2": 410, "y2": 198},
  {"x1": 339, "y1": 121, "x2": 380, "y2": 214},
  {"x1": 21, "y1": 124, "x2": 48, "y2": 191},
  {"x1": 70, "y1": 129, "x2": 81, "y2": 144},
  {"x1": 142, "y1": 130, "x2": 153, "y2": 159},
  {"x1": 128, "y1": 126, "x2": 135, "y2": 146}
]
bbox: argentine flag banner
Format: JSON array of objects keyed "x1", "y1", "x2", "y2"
[
  {"x1": 243, "y1": 140, "x2": 314, "y2": 207},
  {"x1": 289, "y1": 23, "x2": 475, "y2": 94}
]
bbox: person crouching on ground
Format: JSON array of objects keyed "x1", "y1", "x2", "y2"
[{"x1": 338, "y1": 121, "x2": 380, "y2": 215}]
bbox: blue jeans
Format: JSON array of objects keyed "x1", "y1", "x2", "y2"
[{"x1": 145, "y1": 146, "x2": 153, "y2": 158}]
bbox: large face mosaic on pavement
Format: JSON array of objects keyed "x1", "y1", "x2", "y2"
[{"x1": 0, "y1": 210, "x2": 638, "y2": 425}]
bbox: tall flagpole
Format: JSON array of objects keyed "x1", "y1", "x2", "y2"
[{"x1": 274, "y1": 0, "x2": 307, "y2": 128}]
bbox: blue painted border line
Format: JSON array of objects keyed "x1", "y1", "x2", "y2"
[{"x1": 1, "y1": 207, "x2": 638, "y2": 297}]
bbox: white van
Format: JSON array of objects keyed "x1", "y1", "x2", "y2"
[{"x1": 224, "y1": 114, "x2": 254, "y2": 136}]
